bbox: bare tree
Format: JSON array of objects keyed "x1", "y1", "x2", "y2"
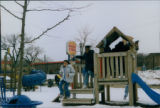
[
  {"x1": 24, "y1": 45, "x2": 43, "y2": 72},
  {"x1": 1, "y1": 34, "x2": 21, "y2": 90},
  {"x1": 75, "y1": 26, "x2": 93, "y2": 55},
  {"x1": 0, "y1": 1, "x2": 89, "y2": 95},
  {"x1": 88, "y1": 37, "x2": 99, "y2": 53}
]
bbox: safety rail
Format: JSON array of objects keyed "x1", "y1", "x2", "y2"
[
  {"x1": 73, "y1": 64, "x2": 93, "y2": 89},
  {"x1": 94, "y1": 50, "x2": 137, "y2": 105}
]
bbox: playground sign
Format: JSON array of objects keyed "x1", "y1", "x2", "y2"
[{"x1": 66, "y1": 41, "x2": 76, "y2": 55}]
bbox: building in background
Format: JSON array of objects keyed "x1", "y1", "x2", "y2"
[
  {"x1": 32, "y1": 61, "x2": 63, "y2": 74},
  {"x1": 137, "y1": 53, "x2": 160, "y2": 70},
  {"x1": 32, "y1": 60, "x2": 80, "y2": 74},
  {"x1": 145, "y1": 53, "x2": 160, "y2": 70}
]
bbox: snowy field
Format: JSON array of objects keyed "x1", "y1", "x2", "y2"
[
  {"x1": 6, "y1": 86, "x2": 160, "y2": 108},
  {"x1": 138, "y1": 70, "x2": 160, "y2": 85},
  {"x1": 5, "y1": 70, "x2": 160, "y2": 108}
]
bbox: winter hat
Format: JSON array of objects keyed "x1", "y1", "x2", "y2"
[{"x1": 64, "y1": 60, "x2": 70, "y2": 64}]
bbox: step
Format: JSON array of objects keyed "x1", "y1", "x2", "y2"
[
  {"x1": 62, "y1": 98, "x2": 95, "y2": 105},
  {"x1": 105, "y1": 101, "x2": 129, "y2": 106},
  {"x1": 70, "y1": 89, "x2": 93, "y2": 94}
]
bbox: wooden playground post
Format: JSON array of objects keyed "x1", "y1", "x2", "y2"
[
  {"x1": 94, "y1": 53, "x2": 99, "y2": 104},
  {"x1": 106, "y1": 57, "x2": 110, "y2": 101},
  {"x1": 106, "y1": 85, "x2": 110, "y2": 101},
  {"x1": 79, "y1": 66, "x2": 82, "y2": 88},
  {"x1": 101, "y1": 57, "x2": 105, "y2": 103},
  {"x1": 132, "y1": 51, "x2": 138, "y2": 103},
  {"x1": 73, "y1": 65, "x2": 78, "y2": 89},
  {"x1": 128, "y1": 51, "x2": 136, "y2": 106},
  {"x1": 72, "y1": 65, "x2": 78, "y2": 98}
]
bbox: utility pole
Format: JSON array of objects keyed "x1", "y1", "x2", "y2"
[
  {"x1": 153, "y1": 55, "x2": 155, "y2": 72},
  {"x1": 159, "y1": 32, "x2": 160, "y2": 52},
  {"x1": 4, "y1": 52, "x2": 7, "y2": 88},
  {"x1": 79, "y1": 43, "x2": 83, "y2": 64},
  {"x1": 0, "y1": 1, "x2": 1, "y2": 74},
  {"x1": 44, "y1": 55, "x2": 47, "y2": 73}
]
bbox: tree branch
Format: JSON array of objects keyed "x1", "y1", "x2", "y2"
[
  {"x1": 12, "y1": 46, "x2": 16, "y2": 62},
  {"x1": 27, "y1": 8, "x2": 70, "y2": 12},
  {"x1": 26, "y1": 5, "x2": 91, "y2": 12},
  {"x1": 0, "y1": 4, "x2": 22, "y2": 20},
  {"x1": 13, "y1": 46, "x2": 18, "y2": 59},
  {"x1": 27, "y1": 0, "x2": 30, "y2": 7},
  {"x1": 15, "y1": 0, "x2": 23, "y2": 8},
  {"x1": 25, "y1": 55, "x2": 30, "y2": 62},
  {"x1": 25, "y1": 13, "x2": 70, "y2": 43},
  {"x1": 15, "y1": 49, "x2": 21, "y2": 64}
]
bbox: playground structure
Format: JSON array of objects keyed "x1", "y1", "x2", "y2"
[
  {"x1": 62, "y1": 27, "x2": 137, "y2": 105},
  {"x1": 62, "y1": 27, "x2": 160, "y2": 106},
  {"x1": 22, "y1": 70, "x2": 46, "y2": 87},
  {"x1": 94, "y1": 27, "x2": 138, "y2": 105},
  {"x1": 0, "y1": 70, "x2": 46, "y2": 108}
]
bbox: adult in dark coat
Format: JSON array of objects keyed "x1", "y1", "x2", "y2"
[{"x1": 76, "y1": 45, "x2": 94, "y2": 88}]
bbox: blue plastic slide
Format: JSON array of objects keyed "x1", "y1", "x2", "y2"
[
  {"x1": 132, "y1": 73, "x2": 160, "y2": 104},
  {"x1": 22, "y1": 70, "x2": 46, "y2": 87}
]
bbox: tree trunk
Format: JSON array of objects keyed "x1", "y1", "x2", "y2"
[
  {"x1": 4, "y1": 53, "x2": 7, "y2": 89},
  {"x1": 10, "y1": 57, "x2": 16, "y2": 90},
  {"x1": 14, "y1": 66, "x2": 17, "y2": 90},
  {"x1": 10, "y1": 58, "x2": 13, "y2": 90},
  {"x1": 17, "y1": 0, "x2": 27, "y2": 95}
]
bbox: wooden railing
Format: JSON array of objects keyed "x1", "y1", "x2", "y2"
[
  {"x1": 97, "y1": 52, "x2": 129, "y2": 82},
  {"x1": 94, "y1": 50, "x2": 137, "y2": 105},
  {"x1": 72, "y1": 64, "x2": 93, "y2": 89},
  {"x1": 95, "y1": 51, "x2": 137, "y2": 82}
]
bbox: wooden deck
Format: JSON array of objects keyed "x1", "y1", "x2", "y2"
[
  {"x1": 62, "y1": 88, "x2": 95, "y2": 105},
  {"x1": 62, "y1": 98, "x2": 95, "y2": 105},
  {"x1": 70, "y1": 89, "x2": 93, "y2": 94}
]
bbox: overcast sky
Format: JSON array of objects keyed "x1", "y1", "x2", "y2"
[{"x1": 1, "y1": 1, "x2": 160, "y2": 61}]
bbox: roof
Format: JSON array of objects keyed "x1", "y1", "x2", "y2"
[
  {"x1": 32, "y1": 61, "x2": 64, "y2": 65},
  {"x1": 32, "y1": 61, "x2": 80, "y2": 65},
  {"x1": 1, "y1": 61, "x2": 11, "y2": 64},
  {"x1": 149, "y1": 53, "x2": 160, "y2": 56},
  {"x1": 96, "y1": 26, "x2": 135, "y2": 48}
]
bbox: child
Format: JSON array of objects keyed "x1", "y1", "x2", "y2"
[{"x1": 59, "y1": 60, "x2": 75, "y2": 99}]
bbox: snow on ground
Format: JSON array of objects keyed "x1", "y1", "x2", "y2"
[
  {"x1": 7, "y1": 86, "x2": 142, "y2": 108},
  {"x1": 47, "y1": 74, "x2": 55, "y2": 80},
  {"x1": 5, "y1": 86, "x2": 159, "y2": 108},
  {"x1": 47, "y1": 70, "x2": 160, "y2": 85},
  {"x1": 5, "y1": 70, "x2": 160, "y2": 108},
  {"x1": 138, "y1": 70, "x2": 160, "y2": 85}
]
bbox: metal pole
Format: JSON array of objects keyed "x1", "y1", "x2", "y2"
[
  {"x1": 153, "y1": 55, "x2": 154, "y2": 72},
  {"x1": 0, "y1": 1, "x2": 2, "y2": 74},
  {"x1": 79, "y1": 43, "x2": 83, "y2": 64},
  {"x1": 68, "y1": 54, "x2": 70, "y2": 62},
  {"x1": 44, "y1": 54, "x2": 48, "y2": 73},
  {"x1": 4, "y1": 52, "x2": 7, "y2": 88},
  {"x1": 159, "y1": 32, "x2": 160, "y2": 52}
]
